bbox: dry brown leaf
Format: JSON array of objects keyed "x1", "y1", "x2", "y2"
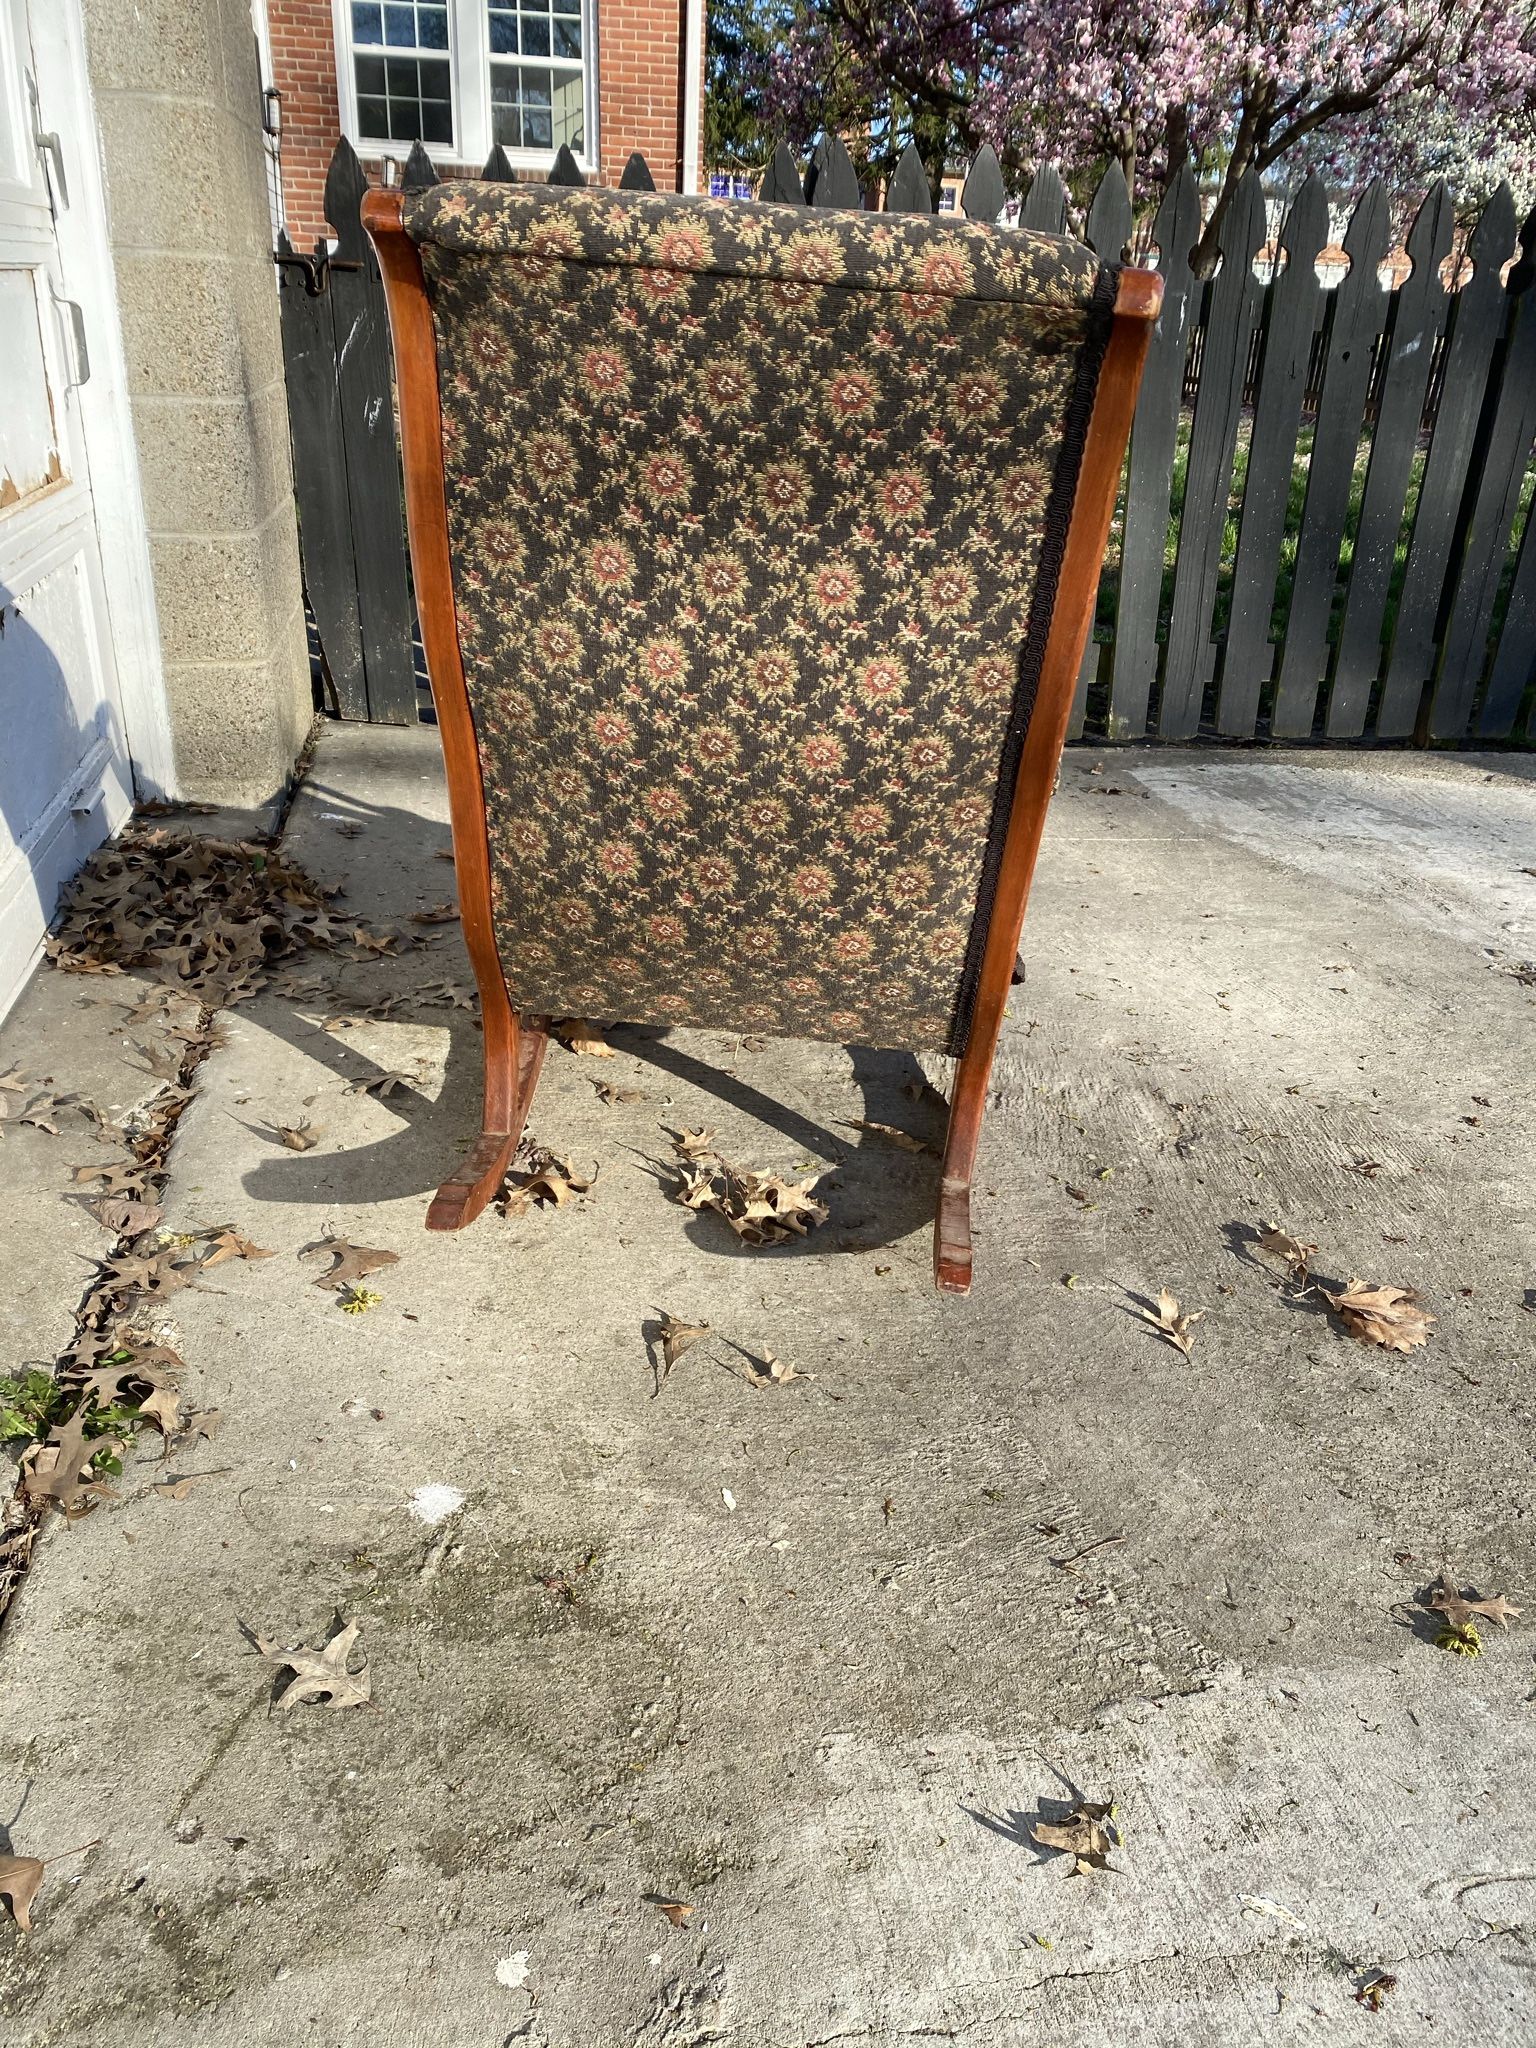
[
  {"x1": 1427, "y1": 1574, "x2": 1521, "y2": 1632},
  {"x1": 652, "y1": 1898, "x2": 695, "y2": 1927},
  {"x1": 595, "y1": 1081, "x2": 646, "y2": 1105},
  {"x1": 0, "y1": 1841, "x2": 98, "y2": 1931},
  {"x1": 1031, "y1": 1800, "x2": 1120, "y2": 1876},
  {"x1": 16, "y1": 1092, "x2": 75, "y2": 1136},
  {"x1": 499, "y1": 1158, "x2": 595, "y2": 1214},
  {"x1": 659, "y1": 1314, "x2": 711, "y2": 1373},
  {"x1": 1130, "y1": 1288, "x2": 1204, "y2": 1359},
  {"x1": 174, "y1": 1407, "x2": 223, "y2": 1445},
  {"x1": 1257, "y1": 1225, "x2": 1318, "y2": 1283},
  {"x1": 742, "y1": 1349, "x2": 803, "y2": 1389},
  {"x1": 350, "y1": 927, "x2": 400, "y2": 956},
  {"x1": 240, "y1": 1614, "x2": 372, "y2": 1710},
  {"x1": 1323, "y1": 1278, "x2": 1434, "y2": 1352},
  {"x1": 0, "y1": 1065, "x2": 27, "y2": 1095},
  {"x1": 87, "y1": 1195, "x2": 164, "y2": 1237},
  {"x1": 136, "y1": 1384, "x2": 183, "y2": 1435},
  {"x1": 845, "y1": 1119, "x2": 936, "y2": 1156},
  {"x1": 552, "y1": 1018, "x2": 614, "y2": 1057},
  {"x1": 23, "y1": 1407, "x2": 123, "y2": 1517},
  {"x1": 0, "y1": 1855, "x2": 43, "y2": 1931},
  {"x1": 198, "y1": 1227, "x2": 276, "y2": 1268},
  {"x1": 409, "y1": 902, "x2": 459, "y2": 925},
  {"x1": 300, "y1": 1236, "x2": 400, "y2": 1292},
  {"x1": 343, "y1": 1070, "x2": 419, "y2": 1099},
  {"x1": 153, "y1": 1468, "x2": 230, "y2": 1500},
  {"x1": 670, "y1": 1127, "x2": 718, "y2": 1159},
  {"x1": 69, "y1": 1158, "x2": 150, "y2": 1195},
  {"x1": 275, "y1": 1119, "x2": 321, "y2": 1151}
]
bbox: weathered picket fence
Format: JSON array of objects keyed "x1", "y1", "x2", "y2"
[{"x1": 276, "y1": 134, "x2": 1536, "y2": 746}]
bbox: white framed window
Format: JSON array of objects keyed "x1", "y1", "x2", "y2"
[{"x1": 332, "y1": 0, "x2": 599, "y2": 172}]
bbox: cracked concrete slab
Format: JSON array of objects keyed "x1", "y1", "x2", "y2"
[{"x1": 0, "y1": 726, "x2": 1532, "y2": 2045}]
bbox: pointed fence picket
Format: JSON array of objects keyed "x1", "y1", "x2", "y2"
[{"x1": 276, "y1": 138, "x2": 1536, "y2": 746}]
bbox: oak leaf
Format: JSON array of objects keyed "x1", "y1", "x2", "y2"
[
  {"x1": 198, "y1": 1227, "x2": 276, "y2": 1268},
  {"x1": 1323, "y1": 1278, "x2": 1433, "y2": 1352},
  {"x1": 1427, "y1": 1574, "x2": 1520, "y2": 1632},
  {"x1": 300, "y1": 1236, "x2": 400, "y2": 1292},
  {"x1": 23, "y1": 1407, "x2": 123, "y2": 1517},
  {"x1": 1031, "y1": 1800, "x2": 1120, "y2": 1876},
  {"x1": 670, "y1": 1127, "x2": 718, "y2": 1159},
  {"x1": 499, "y1": 1158, "x2": 595, "y2": 1214},
  {"x1": 845, "y1": 1119, "x2": 936, "y2": 1156},
  {"x1": 1257, "y1": 1225, "x2": 1318, "y2": 1283},
  {"x1": 652, "y1": 1898, "x2": 695, "y2": 1927},
  {"x1": 239, "y1": 1613, "x2": 372, "y2": 1710},
  {"x1": 275, "y1": 1119, "x2": 321, "y2": 1151},
  {"x1": 658, "y1": 1314, "x2": 710, "y2": 1374},
  {"x1": 1130, "y1": 1289, "x2": 1204, "y2": 1359},
  {"x1": 344, "y1": 1070, "x2": 419, "y2": 1099}
]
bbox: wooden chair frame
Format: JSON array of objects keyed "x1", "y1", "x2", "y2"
[{"x1": 363, "y1": 183, "x2": 1161, "y2": 1292}]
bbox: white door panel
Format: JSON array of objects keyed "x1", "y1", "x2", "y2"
[{"x1": 0, "y1": 0, "x2": 135, "y2": 1020}]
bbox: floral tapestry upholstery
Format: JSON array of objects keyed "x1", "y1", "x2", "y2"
[{"x1": 404, "y1": 182, "x2": 1116, "y2": 1053}]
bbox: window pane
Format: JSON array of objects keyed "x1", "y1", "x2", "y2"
[
  {"x1": 552, "y1": 16, "x2": 580, "y2": 57},
  {"x1": 353, "y1": 2, "x2": 383, "y2": 42},
  {"x1": 488, "y1": 10, "x2": 517, "y2": 52},
  {"x1": 383, "y1": 5, "x2": 416, "y2": 46},
  {"x1": 418, "y1": 5, "x2": 449, "y2": 48},
  {"x1": 357, "y1": 50, "x2": 451, "y2": 144},
  {"x1": 521, "y1": 13, "x2": 550, "y2": 54}
]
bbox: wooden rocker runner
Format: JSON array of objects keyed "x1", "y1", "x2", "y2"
[{"x1": 364, "y1": 145, "x2": 1160, "y2": 1293}]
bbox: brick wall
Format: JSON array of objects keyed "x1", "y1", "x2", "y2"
[
  {"x1": 266, "y1": 2, "x2": 345, "y2": 246},
  {"x1": 266, "y1": 0, "x2": 697, "y2": 246},
  {"x1": 597, "y1": 0, "x2": 686, "y2": 191}
]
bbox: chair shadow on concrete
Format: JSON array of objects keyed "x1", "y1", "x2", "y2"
[{"x1": 232, "y1": 784, "x2": 950, "y2": 1259}]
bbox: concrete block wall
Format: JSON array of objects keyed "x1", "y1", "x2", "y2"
[{"x1": 81, "y1": 0, "x2": 311, "y2": 811}]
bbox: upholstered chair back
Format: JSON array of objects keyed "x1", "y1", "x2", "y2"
[{"x1": 402, "y1": 184, "x2": 1117, "y2": 1055}]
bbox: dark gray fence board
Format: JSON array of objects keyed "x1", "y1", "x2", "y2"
[
  {"x1": 960, "y1": 145, "x2": 1005, "y2": 224},
  {"x1": 1159, "y1": 171, "x2": 1266, "y2": 737},
  {"x1": 324, "y1": 138, "x2": 416, "y2": 724},
  {"x1": 276, "y1": 229, "x2": 367, "y2": 720},
  {"x1": 1377, "y1": 185, "x2": 1516, "y2": 736},
  {"x1": 1217, "y1": 172, "x2": 1328, "y2": 734},
  {"x1": 1070, "y1": 163, "x2": 1135, "y2": 736},
  {"x1": 1431, "y1": 213, "x2": 1536, "y2": 736},
  {"x1": 886, "y1": 141, "x2": 932, "y2": 214},
  {"x1": 1326, "y1": 183, "x2": 1455, "y2": 736},
  {"x1": 1105, "y1": 161, "x2": 1201, "y2": 739},
  {"x1": 1019, "y1": 164, "x2": 1068, "y2": 235},
  {"x1": 1477, "y1": 502, "x2": 1536, "y2": 736},
  {"x1": 1272, "y1": 179, "x2": 1391, "y2": 736}
]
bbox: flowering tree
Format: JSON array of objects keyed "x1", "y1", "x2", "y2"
[{"x1": 758, "y1": 0, "x2": 1536, "y2": 264}]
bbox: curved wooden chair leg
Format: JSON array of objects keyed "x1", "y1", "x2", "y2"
[{"x1": 426, "y1": 1014, "x2": 548, "y2": 1231}]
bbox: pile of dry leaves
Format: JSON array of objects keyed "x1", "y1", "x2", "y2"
[
  {"x1": 45, "y1": 831, "x2": 367, "y2": 1008},
  {"x1": 669, "y1": 1128, "x2": 829, "y2": 1247}
]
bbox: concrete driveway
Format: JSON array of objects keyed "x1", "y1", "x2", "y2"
[{"x1": 0, "y1": 729, "x2": 1532, "y2": 2045}]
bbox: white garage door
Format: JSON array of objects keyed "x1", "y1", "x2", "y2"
[{"x1": 0, "y1": 0, "x2": 138, "y2": 1020}]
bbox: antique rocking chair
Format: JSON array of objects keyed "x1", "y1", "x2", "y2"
[{"x1": 363, "y1": 148, "x2": 1160, "y2": 1293}]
